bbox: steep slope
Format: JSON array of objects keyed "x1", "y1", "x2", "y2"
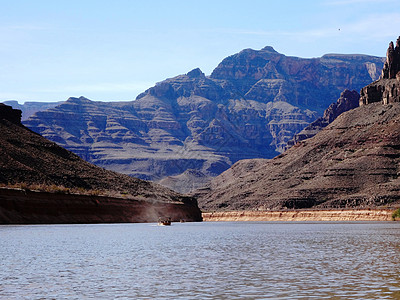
[
  {"x1": 196, "y1": 102, "x2": 400, "y2": 211},
  {"x1": 0, "y1": 104, "x2": 202, "y2": 223},
  {"x1": 24, "y1": 47, "x2": 384, "y2": 192}
]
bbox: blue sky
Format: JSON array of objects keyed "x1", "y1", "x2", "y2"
[{"x1": 1, "y1": 0, "x2": 399, "y2": 103}]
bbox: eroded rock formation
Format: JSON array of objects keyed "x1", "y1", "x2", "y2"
[
  {"x1": 381, "y1": 37, "x2": 400, "y2": 79},
  {"x1": 360, "y1": 36, "x2": 400, "y2": 105}
]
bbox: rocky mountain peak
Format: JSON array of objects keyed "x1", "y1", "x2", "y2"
[
  {"x1": 186, "y1": 68, "x2": 205, "y2": 78},
  {"x1": 261, "y1": 46, "x2": 278, "y2": 53}
]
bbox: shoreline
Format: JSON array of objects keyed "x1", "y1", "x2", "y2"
[{"x1": 202, "y1": 209, "x2": 396, "y2": 222}]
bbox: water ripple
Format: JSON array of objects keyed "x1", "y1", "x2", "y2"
[{"x1": 1, "y1": 222, "x2": 400, "y2": 299}]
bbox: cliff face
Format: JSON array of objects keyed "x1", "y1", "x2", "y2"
[
  {"x1": 287, "y1": 89, "x2": 360, "y2": 148},
  {"x1": 195, "y1": 103, "x2": 400, "y2": 211},
  {"x1": 360, "y1": 36, "x2": 400, "y2": 106},
  {"x1": 23, "y1": 48, "x2": 384, "y2": 192},
  {"x1": 0, "y1": 104, "x2": 202, "y2": 223}
]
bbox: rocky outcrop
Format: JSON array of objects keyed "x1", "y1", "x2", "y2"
[
  {"x1": 360, "y1": 36, "x2": 400, "y2": 106},
  {"x1": 286, "y1": 89, "x2": 359, "y2": 148},
  {"x1": 23, "y1": 48, "x2": 384, "y2": 192},
  {"x1": 360, "y1": 78, "x2": 400, "y2": 105},
  {"x1": 0, "y1": 103, "x2": 22, "y2": 125},
  {"x1": 0, "y1": 104, "x2": 202, "y2": 223},
  {"x1": 381, "y1": 36, "x2": 400, "y2": 79},
  {"x1": 195, "y1": 102, "x2": 400, "y2": 211}
]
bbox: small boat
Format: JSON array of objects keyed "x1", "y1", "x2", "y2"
[{"x1": 158, "y1": 217, "x2": 171, "y2": 226}]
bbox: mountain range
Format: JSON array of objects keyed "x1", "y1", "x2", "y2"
[{"x1": 21, "y1": 46, "x2": 384, "y2": 192}]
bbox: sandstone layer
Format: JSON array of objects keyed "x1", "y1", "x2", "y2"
[
  {"x1": 23, "y1": 47, "x2": 384, "y2": 192},
  {"x1": 202, "y1": 209, "x2": 394, "y2": 222},
  {"x1": 0, "y1": 104, "x2": 202, "y2": 223},
  {"x1": 195, "y1": 102, "x2": 400, "y2": 211}
]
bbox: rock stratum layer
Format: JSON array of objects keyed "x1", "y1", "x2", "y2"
[
  {"x1": 0, "y1": 104, "x2": 202, "y2": 224},
  {"x1": 202, "y1": 209, "x2": 394, "y2": 222},
  {"x1": 23, "y1": 47, "x2": 384, "y2": 192},
  {"x1": 195, "y1": 102, "x2": 400, "y2": 211}
]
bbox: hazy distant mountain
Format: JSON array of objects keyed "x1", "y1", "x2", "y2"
[
  {"x1": 2, "y1": 100, "x2": 62, "y2": 121},
  {"x1": 24, "y1": 47, "x2": 384, "y2": 192}
]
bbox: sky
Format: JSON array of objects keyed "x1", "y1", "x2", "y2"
[{"x1": 1, "y1": 0, "x2": 399, "y2": 103}]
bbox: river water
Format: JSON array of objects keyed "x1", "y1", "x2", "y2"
[{"x1": 1, "y1": 222, "x2": 399, "y2": 299}]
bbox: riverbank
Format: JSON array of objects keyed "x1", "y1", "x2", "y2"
[{"x1": 202, "y1": 209, "x2": 396, "y2": 222}]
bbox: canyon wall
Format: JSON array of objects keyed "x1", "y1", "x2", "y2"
[{"x1": 23, "y1": 47, "x2": 384, "y2": 192}]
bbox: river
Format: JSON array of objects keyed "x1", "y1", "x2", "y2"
[{"x1": 1, "y1": 222, "x2": 399, "y2": 299}]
